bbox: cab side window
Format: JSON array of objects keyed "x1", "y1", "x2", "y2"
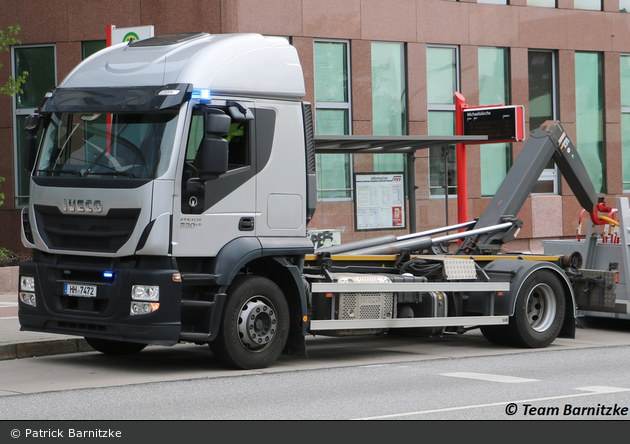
[
  {"x1": 181, "y1": 108, "x2": 252, "y2": 214},
  {"x1": 184, "y1": 110, "x2": 250, "y2": 180},
  {"x1": 225, "y1": 122, "x2": 248, "y2": 169}
]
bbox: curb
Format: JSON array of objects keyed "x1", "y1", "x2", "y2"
[{"x1": 0, "y1": 338, "x2": 93, "y2": 361}]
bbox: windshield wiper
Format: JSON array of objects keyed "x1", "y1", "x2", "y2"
[
  {"x1": 36, "y1": 169, "x2": 83, "y2": 177},
  {"x1": 83, "y1": 171, "x2": 136, "y2": 178}
]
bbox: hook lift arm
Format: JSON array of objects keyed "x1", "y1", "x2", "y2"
[{"x1": 456, "y1": 121, "x2": 599, "y2": 255}]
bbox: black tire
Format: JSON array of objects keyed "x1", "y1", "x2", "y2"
[
  {"x1": 210, "y1": 275, "x2": 290, "y2": 370},
  {"x1": 503, "y1": 269, "x2": 566, "y2": 348},
  {"x1": 479, "y1": 325, "x2": 511, "y2": 346},
  {"x1": 84, "y1": 337, "x2": 147, "y2": 355}
]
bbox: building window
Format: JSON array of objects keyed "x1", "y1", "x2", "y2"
[
  {"x1": 82, "y1": 40, "x2": 106, "y2": 60},
  {"x1": 477, "y1": 0, "x2": 507, "y2": 4},
  {"x1": 371, "y1": 41, "x2": 407, "y2": 172},
  {"x1": 574, "y1": 0, "x2": 601, "y2": 10},
  {"x1": 575, "y1": 52, "x2": 605, "y2": 193},
  {"x1": 12, "y1": 45, "x2": 56, "y2": 207},
  {"x1": 314, "y1": 40, "x2": 352, "y2": 200},
  {"x1": 528, "y1": 50, "x2": 559, "y2": 194},
  {"x1": 427, "y1": 45, "x2": 459, "y2": 197},
  {"x1": 479, "y1": 47, "x2": 511, "y2": 197},
  {"x1": 527, "y1": 0, "x2": 556, "y2": 7},
  {"x1": 621, "y1": 55, "x2": 630, "y2": 191}
]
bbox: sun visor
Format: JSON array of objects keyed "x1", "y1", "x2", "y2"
[{"x1": 39, "y1": 83, "x2": 193, "y2": 113}]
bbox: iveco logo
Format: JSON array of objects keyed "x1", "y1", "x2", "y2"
[{"x1": 62, "y1": 199, "x2": 103, "y2": 213}]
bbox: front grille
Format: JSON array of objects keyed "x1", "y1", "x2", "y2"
[
  {"x1": 34, "y1": 204, "x2": 140, "y2": 253},
  {"x1": 57, "y1": 255, "x2": 117, "y2": 268},
  {"x1": 54, "y1": 321, "x2": 108, "y2": 333}
]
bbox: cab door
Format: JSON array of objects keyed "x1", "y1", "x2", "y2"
[{"x1": 173, "y1": 101, "x2": 256, "y2": 257}]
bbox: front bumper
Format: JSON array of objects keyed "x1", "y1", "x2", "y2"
[{"x1": 18, "y1": 258, "x2": 182, "y2": 346}]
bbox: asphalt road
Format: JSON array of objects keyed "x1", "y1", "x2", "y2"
[
  {"x1": 0, "y1": 340, "x2": 629, "y2": 421},
  {"x1": 0, "y1": 316, "x2": 629, "y2": 422},
  {"x1": 2, "y1": 280, "x2": 630, "y2": 424}
]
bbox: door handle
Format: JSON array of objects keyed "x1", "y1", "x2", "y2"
[{"x1": 239, "y1": 217, "x2": 254, "y2": 231}]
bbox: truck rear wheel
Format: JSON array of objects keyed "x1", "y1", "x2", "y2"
[
  {"x1": 479, "y1": 325, "x2": 510, "y2": 346},
  {"x1": 84, "y1": 337, "x2": 147, "y2": 355},
  {"x1": 210, "y1": 275, "x2": 289, "y2": 370},
  {"x1": 485, "y1": 269, "x2": 566, "y2": 348}
]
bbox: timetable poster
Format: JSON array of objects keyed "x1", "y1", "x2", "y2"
[{"x1": 355, "y1": 173, "x2": 405, "y2": 230}]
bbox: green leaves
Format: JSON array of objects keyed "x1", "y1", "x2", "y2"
[{"x1": 0, "y1": 25, "x2": 28, "y2": 96}]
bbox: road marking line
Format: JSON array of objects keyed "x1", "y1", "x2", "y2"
[
  {"x1": 441, "y1": 372, "x2": 539, "y2": 383},
  {"x1": 353, "y1": 386, "x2": 630, "y2": 420},
  {"x1": 576, "y1": 386, "x2": 630, "y2": 393}
]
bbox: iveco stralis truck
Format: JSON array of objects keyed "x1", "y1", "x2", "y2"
[{"x1": 18, "y1": 32, "x2": 622, "y2": 370}]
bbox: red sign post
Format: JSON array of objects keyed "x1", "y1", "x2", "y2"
[
  {"x1": 454, "y1": 93, "x2": 525, "y2": 227},
  {"x1": 455, "y1": 93, "x2": 468, "y2": 228}
]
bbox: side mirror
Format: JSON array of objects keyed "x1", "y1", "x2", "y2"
[
  {"x1": 22, "y1": 114, "x2": 41, "y2": 172},
  {"x1": 200, "y1": 137, "x2": 229, "y2": 180},
  {"x1": 205, "y1": 111, "x2": 231, "y2": 135},
  {"x1": 200, "y1": 110, "x2": 231, "y2": 181},
  {"x1": 23, "y1": 113, "x2": 41, "y2": 133},
  {"x1": 23, "y1": 134, "x2": 38, "y2": 172}
]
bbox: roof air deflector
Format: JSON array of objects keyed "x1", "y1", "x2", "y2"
[{"x1": 129, "y1": 32, "x2": 206, "y2": 47}]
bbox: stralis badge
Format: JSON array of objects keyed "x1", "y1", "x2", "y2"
[{"x1": 180, "y1": 216, "x2": 201, "y2": 229}]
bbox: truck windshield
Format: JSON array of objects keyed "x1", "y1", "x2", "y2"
[{"x1": 34, "y1": 111, "x2": 178, "y2": 179}]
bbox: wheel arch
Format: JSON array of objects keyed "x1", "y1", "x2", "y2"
[
  {"x1": 234, "y1": 256, "x2": 308, "y2": 358},
  {"x1": 206, "y1": 237, "x2": 312, "y2": 358},
  {"x1": 483, "y1": 259, "x2": 576, "y2": 338}
]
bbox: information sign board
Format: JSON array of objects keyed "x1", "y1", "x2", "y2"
[{"x1": 355, "y1": 173, "x2": 405, "y2": 230}]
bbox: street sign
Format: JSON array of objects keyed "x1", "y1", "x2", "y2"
[
  {"x1": 106, "y1": 25, "x2": 154, "y2": 46},
  {"x1": 462, "y1": 105, "x2": 525, "y2": 142}
]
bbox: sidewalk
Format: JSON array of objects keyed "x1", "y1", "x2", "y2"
[
  {"x1": 2, "y1": 290, "x2": 630, "y2": 362},
  {"x1": 0, "y1": 292, "x2": 93, "y2": 360}
]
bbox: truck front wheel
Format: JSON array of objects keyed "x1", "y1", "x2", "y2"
[{"x1": 210, "y1": 275, "x2": 290, "y2": 370}]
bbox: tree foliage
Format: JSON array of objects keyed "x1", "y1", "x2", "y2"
[
  {"x1": 0, "y1": 25, "x2": 28, "y2": 207},
  {"x1": 0, "y1": 25, "x2": 28, "y2": 96}
]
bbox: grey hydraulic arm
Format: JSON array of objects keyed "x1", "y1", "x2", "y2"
[{"x1": 456, "y1": 120, "x2": 599, "y2": 254}]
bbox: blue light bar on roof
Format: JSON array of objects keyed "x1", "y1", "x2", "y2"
[{"x1": 191, "y1": 88, "x2": 212, "y2": 104}]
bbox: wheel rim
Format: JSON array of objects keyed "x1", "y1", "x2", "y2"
[
  {"x1": 237, "y1": 296, "x2": 278, "y2": 352},
  {"x1": 526, "y1": 283, "x2": 557, "y2": 332}
]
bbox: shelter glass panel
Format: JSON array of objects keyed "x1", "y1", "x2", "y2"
[
  {"x1": 575, "y1": 52, "x2": 605, "y2": 193},
  {"x1": 479, "y1": 47, "x2": 511, "y2": 197},
  {"x1": 372, "y1": 41, "x2": 407, "y2": 173}
]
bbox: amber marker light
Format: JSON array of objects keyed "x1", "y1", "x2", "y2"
[{"x1": 303, "y1": 316, "x2": 308, "y2": 322}]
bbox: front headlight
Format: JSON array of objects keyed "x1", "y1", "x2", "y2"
[
  {"x1": 131, "y1": 285, "x2": 160, "y2": 301},
  {"x1": 20, "y1": 275, "x2": 35, "y2": 292},
  {"x1": 130, "y1": 301, "x2": 160, "y2": 315}
]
